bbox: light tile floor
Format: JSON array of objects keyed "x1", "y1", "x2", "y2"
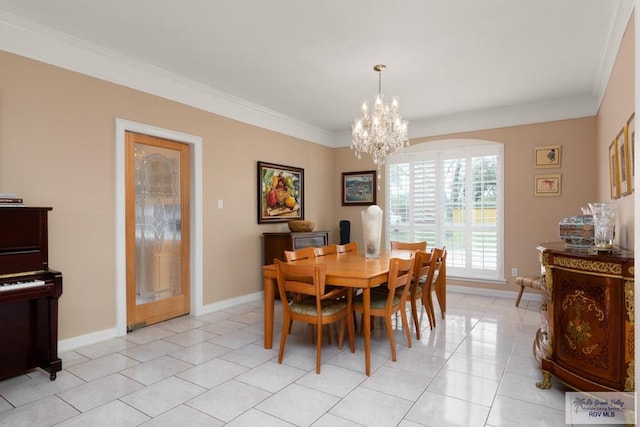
[{"x1": 0, "y1": 292, "x2": 576, "y2": 426}]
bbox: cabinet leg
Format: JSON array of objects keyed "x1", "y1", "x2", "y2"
[{"x1": 535, "y1": 371, "x2": 552, "y2": 389}]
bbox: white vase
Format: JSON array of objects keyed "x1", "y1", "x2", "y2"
[{"x1": 361, "y1": 205, "x2": 383, "y2": 258}]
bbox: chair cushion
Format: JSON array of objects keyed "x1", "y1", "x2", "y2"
[
  {"x1": 353, "y1": 291, "x2": 399, "y2": 310},
  {"x1": 290, "y1": 297, "x2": 347, "y2": 316}
]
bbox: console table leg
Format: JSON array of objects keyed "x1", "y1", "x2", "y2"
[{"x1": 536, "y1": 371, "x2": 552, "y2": 389}]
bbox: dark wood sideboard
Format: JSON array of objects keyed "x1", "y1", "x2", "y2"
[
  {"x1": 535, "y1": 242, "x2": 634, "y2": 392},
  {"x1": 262, "y1": 231, "x2": 329, "y2": 265}
]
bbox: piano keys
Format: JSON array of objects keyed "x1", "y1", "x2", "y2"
[
  {"x1": 0, "y1": 279, "x2": 45, "y2": 292},
  {"x1": 0, "y1": 207, "x2": 63, "y2": 381}
]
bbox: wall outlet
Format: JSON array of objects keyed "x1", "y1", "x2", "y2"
[
  {"x1": 511, "y1": 268, "x2": 518, "y2": 277},
  {"x1": 217, "y1": 199, "x2": 223, "y2": 209}
]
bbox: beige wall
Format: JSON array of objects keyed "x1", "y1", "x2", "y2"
[
  {"x1": 334, "y1": 117, "x2": 599, "y2": 294},
  {"x1": 333, "y1": 13, "x2": 635, "y2": 296},
  {"x1": 597, "y1": 13, "x2": 635, "y2": 249},
  {"x1": 0, "y1": 51, "x2": 334, "y2": 340},
  {"x1": 0, "y1": 11, "x2": 634, "y2": 343}
]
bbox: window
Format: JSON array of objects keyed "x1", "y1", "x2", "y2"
[{"x1": 387, "y1": 139, "x2": 504, "y2": 281}]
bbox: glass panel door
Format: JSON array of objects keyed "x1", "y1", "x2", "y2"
[{"x1": 125, "y1": 131, "x2": 190, "y2": 330}]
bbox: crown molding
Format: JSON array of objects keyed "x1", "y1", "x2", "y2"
[
  {"x1": 1, "y1": 2, "x2": 634, "y2": 148},
  {"x1": 0, "y1": 11, "x2": 334, "y2": 146}
]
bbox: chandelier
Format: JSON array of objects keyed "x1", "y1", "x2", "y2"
[{"x1": 351, "y1": 64, "x2": 409, "y2": 178}]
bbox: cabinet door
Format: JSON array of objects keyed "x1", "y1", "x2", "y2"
[{"x1": 553, "y1": 269, "x2": 623, "y2": 389}]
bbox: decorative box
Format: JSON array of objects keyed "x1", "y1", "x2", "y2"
[{"x1": 558, "y1": 215, "x2": 594, "y2": 247}]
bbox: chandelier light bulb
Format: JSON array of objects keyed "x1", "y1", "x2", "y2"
[{"x1": 351, "y1": 64, "x2": 409, "y2": 182}]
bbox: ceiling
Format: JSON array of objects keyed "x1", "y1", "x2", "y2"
[{"x1": 0, "y1": 1, "x2": 634, "y2": 146}]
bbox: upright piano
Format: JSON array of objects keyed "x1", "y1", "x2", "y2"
[{"x1": 0, "y1": 207, "x2": 63, "y2": 381}]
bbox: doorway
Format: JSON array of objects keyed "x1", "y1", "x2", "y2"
[
  {"x1": 125, "y1": 131, "x2": 190, "y2": 330},
  {"x1": 115, "y1": 119, "x2": 203, "y2": 337}
]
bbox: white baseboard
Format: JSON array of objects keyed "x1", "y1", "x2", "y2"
[
  {"x1": 58, "y1": 291, "x2": 265, "y2": 353},
  {"x1": 58, "y1": 287, "x2": 538, "y2": 352},
  {"x1": 59, "y1": 327, "x2": 118, "y2": 353},
  {"x1": 447, "y1": 284, "x2": 543, "y2": 303}
]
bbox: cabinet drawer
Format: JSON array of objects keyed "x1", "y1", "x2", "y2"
[{"x1": 293, "y1": 235, "x2": 327, "y2": 249}]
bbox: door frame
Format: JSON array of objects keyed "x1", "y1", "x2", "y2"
[{"x1": 115, "y1": 118, "x2": 203, "y2": 336}]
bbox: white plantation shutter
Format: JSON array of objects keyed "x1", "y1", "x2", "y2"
[{"x1": 387, "y1": 141, "x2": 504, "y2": 281}]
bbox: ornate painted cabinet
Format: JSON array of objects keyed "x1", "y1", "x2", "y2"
[{"x1": 535, "y1": 242, "x2": 634, "y2": 392}]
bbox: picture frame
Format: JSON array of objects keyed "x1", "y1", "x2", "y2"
[
  {"x1": 534, "y1": 145, "x2": 561, "y2": 168},
  {"x1": 534, "y1": 173, "x2": 561, "y2": 197},
  {"x1": 625, "y1": 112, "x2": 635, "y2": 193},
  {"x1": 615, "y1": 127, "x2": 631, "y2": 196},
  {"x1": 342, "y1": 170, "x2": 377, "y2": 206},
  {"x1": 257, "y1": 161, "x2": 304, "y2": 223},
  {"x1": 608, "y1": 139, "x2": 621, "y2": 199}
]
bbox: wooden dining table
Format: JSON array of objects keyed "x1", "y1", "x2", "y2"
[{"x1": 262, "y1": 249, "x2": 447, "y2": 376}]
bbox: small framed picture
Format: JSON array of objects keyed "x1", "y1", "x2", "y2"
[
  {"x1": 534, "y1": 145, "x2": 561, "y2": 168},
  {"x1": 608, "y1": 139, "x2": 620, "y2": 199},
  {"x1": 257, "y1": 161, "x2": 304, "y2": 223},
  {"x1": 534, "y1": 174, "x2": 561, "y2": 197},
  {"x1": 342, "y1": 171, "x2": 376, "y2": 206},
  {"x1": 615, "y1": 127, "x2": 631, "y2": 196},
  {"x1": 625, "y1": 113, "x2": 635, "y2": 193}
]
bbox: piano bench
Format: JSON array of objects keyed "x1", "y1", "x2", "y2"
[{"x1": 515, "y1": 275, "x2": 545, "y2": 307}]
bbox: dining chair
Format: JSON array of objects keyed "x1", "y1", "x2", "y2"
[
  {"x1": 421, "y1": 247, "x2": 445, "y2": 329},
  {"x1": 336, "y1": 241, "x2": 358, "y2": 254},
  {"x1": 283, "y1": 246, "x2": 316, "y2": 262},
  {"x1": 274, "y1": 259, "x2": 355, "y2": 373},
  {"x1": 352, "y1": 257, "x2": 415, "y2": 361},
  {"x1": 313, "y1": 244, "x2": 337, "y2": 258},
  {"x1": 390, "y1": 240, "x2": 427, "y2": 251}
]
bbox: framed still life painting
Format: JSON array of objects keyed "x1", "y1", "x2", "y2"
[{"x1": 257, "y1": 161, "x2": 304, "y2": 223}]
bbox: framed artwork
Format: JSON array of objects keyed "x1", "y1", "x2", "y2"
[
  {"x1": 534, "y1": 145, "x2": 561, "y2": 168},
  {"x1": 608, "y1": 139, "x2": 621, "y2": 199},
  {"x1": 534, "y1": 173, "x2": 561, "y2": 197},
  {"x1": 257, "y1": 161, "x2": 304, "y2": 223},
  {"x1": 342, "y1": 170, "x2": 377, "y2": 206},
  {"x1": 626, "y1": 113, "x2": 635, "y2": 193},
  {"x1": 615, "y1": 127, "x2": 631, "y2": 196}
]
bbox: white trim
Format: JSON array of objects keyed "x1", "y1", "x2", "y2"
[
  {"x1": 195, "y1": 291, "x2": 264, "y2": 316},
  {"x1": 0, "y1": 11, "x2": 333, "y2": 147},
  {"x1": 0, "y1": 4, "x2": 633, "y2": 148},
  {"x1": 59, "y1": 327, "x2": 118, "y2": 353},
  {"x1": 115, "y1": 118, "x2": 203, "y2": 336},
  {"x1": 447, "y1": 284, "x2": 543, "y2": 304},
  {"x1": 58, "y1": 292, "x2": 263, "y2": 352}
]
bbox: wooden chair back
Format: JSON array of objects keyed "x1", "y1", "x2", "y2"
[
  {"x1": 385, "y1": 257, "x2": 415, "y2": 304},
  {"x1": 314, "y1": 244, "x2": 337, "y2": 258},
  {"x1": 421, "y1": 247, "x2": 445, "y2": 329},
  {"x1": 390, "y1": 241, "x2": 427, "y2": 251},
  {"x1": 406, "y1": 250, "x2": 432, "y2": 339},
  {"x1": 283, "y1": 246, "x2": 315, "y2": 262},
  {"x1": 275, "y1": 258, "x2": 326, "y2": 298},
  {"x1": 336, "y1": 241, "x2": 358, "y2": 254}
]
